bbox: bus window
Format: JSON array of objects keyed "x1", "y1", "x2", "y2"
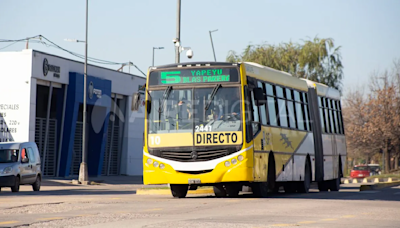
[
  {"x1": 295, "y1": 102, "x2": 304, "y2": 130},
  {"x1": 278, "y1": 98, "x2": 288, "y2": 127},
  {"x1": 257, "y1": 81, "x2": 268, "y2": 125},
  {"x1": 267, "y1": 96, "x2": 277, "y2": 126}
]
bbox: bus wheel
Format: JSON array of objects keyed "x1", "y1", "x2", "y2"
[
  {"x1": 213, "y1": 184, "x2": 227, "y2": 197},
  {"x1": 225, "y1": 184, "x2": 240, "y2": 197},
  {"x1": 252, "y1": 182, "x2": 268, "y2": 198},
  {"x1": 283, "y1": 183, "x2": 297, "y2": 193},
  {"x1": 318, "y1": 181, "x2": 329, "y2": 192},
  {"x1": 297, "y1": 160, "x2": 311, "y2": 193},
  {"x1": 170, "y1": 184, "x2": 188, "y2": 198},
  {"x1": 329, "y1": 166, "x2": 341, "y2": 191}
]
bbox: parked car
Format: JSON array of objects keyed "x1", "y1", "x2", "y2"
[
  {"x1": 350, "y1": 165, "x2": 371, "y2": 178},
  {"x1": 367, "y1": 164, "x2": 381, "y2": 176},
  {"x1": 0, "y1": 142, "x2": 42, "y2": 192}
]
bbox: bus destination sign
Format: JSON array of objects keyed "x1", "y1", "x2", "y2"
[{"x1": 148, "y1": 67, "x2": 239, "y2": 85}]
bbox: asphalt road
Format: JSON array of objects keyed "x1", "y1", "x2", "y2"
[{"x1": 0, "y1": 182, "x2": 400, "y2": 228}]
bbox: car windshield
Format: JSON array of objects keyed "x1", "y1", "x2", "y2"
[
  {"x1": 148, "y1": 86, "x2": 242, "y2": 134},
  {"x1": 0, "y1": 149, "x2": 19, "y2": 163},
  {"x1": 353, "y1": 166, "x2": 369, "y2": 171}
]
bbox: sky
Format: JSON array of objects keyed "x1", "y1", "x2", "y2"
[{"x1": 1, "y1": 0, "x2": 399, "y2": 95}]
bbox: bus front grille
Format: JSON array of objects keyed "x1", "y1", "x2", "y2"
[{"x1": 160, "y1": 149, "x2": 229, "y2": 162}]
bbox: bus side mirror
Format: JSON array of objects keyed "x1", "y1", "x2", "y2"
[
  {"x1": 146, "y1": 100, "x2": 151, "y2": 114},
  {"x1": 253, "y1": 87, "x2": 266, "y2": 106},
  {"x1": 131, "y1": 92, "x2": 141, "y2": 111}
]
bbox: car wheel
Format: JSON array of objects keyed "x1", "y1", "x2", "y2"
[
  {"x1": 11, "y1": 176, "x2": 20, "y2": 193},
  {"x1": 170, "y1": 184, "x2": 188, "y2": 198},
  {"x1": 32, "y1": 176, "x2": 41, "y2": 191}
]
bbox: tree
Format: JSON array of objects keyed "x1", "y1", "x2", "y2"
[
  {"x1": 343, "y1": 60, "x2": 400, "y2": 173},
  {"x1": 226, "y1": 36, "x2": 344, "y2": 92}
]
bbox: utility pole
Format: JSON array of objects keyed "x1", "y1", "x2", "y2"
[
  {"x1": 175, "y1": 0, "x2": 181, "y2": 63},
  {"x1": 209, "y1": 29, "x2": 218, "y2": 61},
  {"x1": 79, "y1": 0, "x2": 89, "y2": 184}
]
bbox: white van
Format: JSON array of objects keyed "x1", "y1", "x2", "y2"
[{"x1": 0, "y1": 142, "x2": 42, "y2": 192}]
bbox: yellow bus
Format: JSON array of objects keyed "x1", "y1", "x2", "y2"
[{"x1": 132, "y1": 61, "x2": 346, "y2": 198}]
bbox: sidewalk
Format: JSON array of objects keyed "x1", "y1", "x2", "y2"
[{"x1": 42, "y1": 175, "x2": 167, "y2": 189}]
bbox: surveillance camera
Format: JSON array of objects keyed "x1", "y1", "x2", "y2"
[
  {"x1": 186, "y1": 49, "x2": 193, "y2": 59},
  {"x1": 172, "y1": 38, "x2": 179, "y2": 43}
]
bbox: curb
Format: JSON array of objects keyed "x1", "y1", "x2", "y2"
[
  {"x1": 342, "y1": 177, "x2": 399, "y2": 184},
  {"x1": 136, "y1": 188, "x2": 214, "y2": 195},
  {"x1": 359, "y1": 181, "x2": 400, "y2": 191}
]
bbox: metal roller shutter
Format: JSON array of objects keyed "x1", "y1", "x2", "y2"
[{"x1": 35, "y1": 117, "x2": 57, "y2": 176}]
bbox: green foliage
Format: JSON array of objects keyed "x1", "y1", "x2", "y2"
[{"x1": 226, "y1": 36, "x2": 344, "y2": 91}]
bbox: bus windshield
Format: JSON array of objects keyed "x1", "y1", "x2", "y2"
[{"x1": 148, "y1": 86, "x2": 242, "y2": 134}]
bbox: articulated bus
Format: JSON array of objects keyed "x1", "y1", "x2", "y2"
[{"x1": 132, "y1": 61, "x2": 346, "y2": 198}]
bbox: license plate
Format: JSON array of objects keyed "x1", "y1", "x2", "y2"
[
  {"x1": 188, "y1": 179, "x2": 201, "y2": 184},
  {"x1": 358, "y1": 174, "x2": 363, "y2": 176}
]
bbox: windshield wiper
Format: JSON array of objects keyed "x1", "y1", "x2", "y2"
[
  {"x1": 205, "y1": 84, "x2": 221, "y2": 111},
  {"x1": 158, "y1": 86, "x2": 172, "y2": 113}
]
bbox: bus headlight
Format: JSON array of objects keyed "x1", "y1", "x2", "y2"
[
  {"x1": 224, "y1": 161, "x2": 230, "y2": 167},
  {"x1": 159, "y1": 163, "x2": 165, "y2": 169},
  {"x1": 153, "y1": 161, "x2": 159, "y2": 167},
  {"x1": 237, "y1": 155, "x2": 244, "y2": 161},
  {"x1": 231, "y1": 158, "x2": 237, "y2": 165},
  {"x1": 147, "y1": 158, "x2": 153, "y2": 165}
]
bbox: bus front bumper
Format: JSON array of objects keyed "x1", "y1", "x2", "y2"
[{"x1": 143, "y1": 153, "x2": 253, "y2": 185}]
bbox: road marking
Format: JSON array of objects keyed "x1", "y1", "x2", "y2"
[
  {"x1": 271, "y1": 224, "x2": 298, "y2": 227},
  {"x1": 320, "y1": 218, "x2": 337, "y2": 221},
  {"x1": 342, "y1": 215, "x2": 355, "y2": 218},
  {"x1": 37, "y1": 217, "x2": 64, "y2": 221},
  {"x1": 298, "y1": 221, "x2": 316, "y2": 224},
  {"x1": 144, "y1": 208, "x2": 163, "y2": 211},
  {"x1": 0, "y1": 221, "x2": 18, "y2": 225},
  {"x1": 78, "y1": 214, "x2": 95, "y2": 217}
]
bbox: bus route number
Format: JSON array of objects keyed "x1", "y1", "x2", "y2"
[
  {"x1": 195, "y1": 125, "x2": 212, "y2": 132},
  {"x1": 149, "y1": 136, "x2": 161, "y2": 145}
]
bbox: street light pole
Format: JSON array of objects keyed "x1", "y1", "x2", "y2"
[
  {"x1": 175, "y1": 0, "x2": 181, "y2": 63},
  {"x1": 209, "y1": 29, "x2": 218, "y2": 61},
  {"x1": 79, "y1": 0, "x2": 89, "y2": 184},
  {"x1": 152, "y1": 47, "x2": 164, "y2": 66}
]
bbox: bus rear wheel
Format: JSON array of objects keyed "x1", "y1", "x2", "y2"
[
  {"x1": 297, "y1": 160, "x2": 311, "y2": 193},
  {"x1": 170, "y1": 184, "x2": 188, "y2": 198}
]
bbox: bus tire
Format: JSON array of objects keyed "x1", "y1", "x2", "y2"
[
  {"x1": 213, "y1": 184, "x2": 227, "y2": 197},
  {"x1": 297, "y1": 159, "x2": 311, "y2": 193},
  {"x1": 170, "y1": 184, "x2": 188, "y2": 198},
  {"x1": 329, "y1": 164, "x2": 341, "y2": 191},
  {"x1": 252, "y1": 182, "x2": 268, "y2": 198},
  {"x1": 225, "y1": 184, "x2": 240, "y2": 197},
  {"x1": 284, "y1": 182, "x2": 297, "y2": 193},
  {"x1": 318, "y1": 181, "x2": 329, "y2": 192}
]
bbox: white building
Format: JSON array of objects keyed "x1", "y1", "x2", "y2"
[{"x1": 0, "y1": 49, "x2": 146, "y2": 177}]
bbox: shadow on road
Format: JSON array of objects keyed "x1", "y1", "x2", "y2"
[
  {"x1": 189, "y1": 184, "x2": 400, "y2": 202},
  {"x1": 0, "y1": 188, "x2": 137, "y2": 197}
]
